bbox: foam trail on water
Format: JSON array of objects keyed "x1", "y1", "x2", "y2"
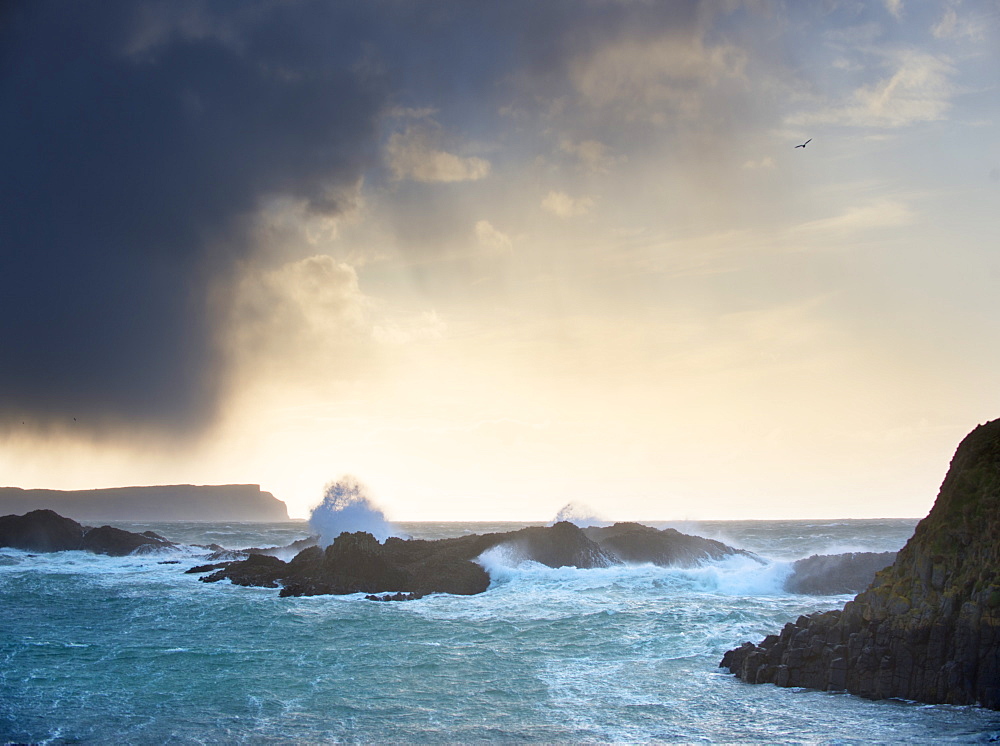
[{"x1": 308, "y1": 476, "x2": 404, "y2": 547}]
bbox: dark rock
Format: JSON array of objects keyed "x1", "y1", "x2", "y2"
[
  {"x1": 193, "y1": 543, "x2": 226, "y2": 552},
  {"x1": 785, "y1": 551, "x2": 897, "y2": 595},
  {"x1": 503, "y1": 521, "x2": 617, "y2": 568},
  {"x1": 365, "y1": 592, "x2": 426, "y2": 602},
  {"x1": 207, "y1": 519, "x2": 753, "y2": 599},
  {"x1": 81, "y1": 524, "x2": 176, "y2": 556},
  {"x1": 243, "y1": 535, "x2": 319, "y2": 558},
  {"x1": 721, "y1": 418, "x2": 1000, "y2": 709},
  {"x1": 206, "y1": 549, "x2": 249, "y2": 562},
  {"x1": 186, "y1": 562, "x2": 234, "y2": 574},
  {"x1": 0, "y1": 509, "x2": 85, "y2": 551},
  {"x1": 202, "y1": 553, "x2": 286, "y2": 588},
  {"x1": 0, "y1": 509, "x2": 176, "y2": 555},
  {"x1": 584, "y1": 522, "x2": 762, "y2": 567}
]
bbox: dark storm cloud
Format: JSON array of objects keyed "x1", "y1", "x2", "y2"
[
  {"x1": 0, "y1": 0, "x2": 385, "y2": 431},
  {"x1": 0, "y1": 0, "x2": 707, "y2": 434}
]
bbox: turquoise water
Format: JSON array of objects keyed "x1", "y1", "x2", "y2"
[{"x1": 3, "y1": 519, "x2": 1000, "y2": 744}]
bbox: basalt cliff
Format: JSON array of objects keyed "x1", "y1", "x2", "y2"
[{"x1": 721, "y1": 419, "x2": 1000, "y2": 708}]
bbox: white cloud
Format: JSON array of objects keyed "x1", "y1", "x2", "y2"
[
  {"x1": 742, "y1": 156, "x2": 775, "y2": 170},
  {"x1": 542, "y1": 191, "x2": 595, "y2": 218},
  {"x1": 228, "y1": 255, "x2": 453, "y2": 386},
  {"x1": 253, "y1": 186, "x2": 364, "y2": 252},
  {"x1": 793, "y1": 199, "x2": 914, "y2": 234},
  {"x1": 832, "y1": 57, "x2": 865, "y2": 72},
  {"x1": 823, "y1": 23, "x2": 884, "y2": 46},
  {"x1": 789, "y1": 51, "x2": 955, "y2": 128},
  {"x1": 569, "y1": 34, "x2": 745, "y2": 121},
  {"x1": 386, "y1": 105, "x2": 438, "y2": 120},
  {"x1": 931, "y1": 3, "x2": 986, "y2": 41},
  {"x1": 558, "y1": 138, "x2": 621, "y2": 173},
  {"x1": 933, "y1": 7, "x2": 959, "y2": 37},
  {"x1": 227, "y1": 255, "x2": 371, "y2": 384},
  {"x1": 386, "y1": 128, "x2": 491, "y2": 183},
  {"x1": 373, "y1": 310, "x2": 446, "y2": 345},
  {"x1": 884, "y1": 0, "x2": 903, "y2": 20},
  {"x1": 475, "y1": 220, "x2": 513, "y2": 252}
]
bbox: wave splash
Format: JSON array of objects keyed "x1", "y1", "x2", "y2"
[
  {"x1": 550, "y1": 502, "x2": 611, "y2": 528},
  {"x1": 308, "y1": 477, "x2": 404, "y2": 547},
  {"x1": 476, "y1": 545, "x2": 794, "y2": 597}
]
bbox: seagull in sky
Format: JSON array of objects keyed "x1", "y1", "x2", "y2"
[{"x1": 794, "y1": 138, "x2": 812, "y2": 149}]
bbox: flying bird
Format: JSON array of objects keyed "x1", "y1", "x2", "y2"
[{"x1": 795, "y1": 138, "x2": 812, "y2": 149}]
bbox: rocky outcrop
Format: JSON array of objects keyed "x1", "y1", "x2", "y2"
[
  {"x1": 0, "y1": 509, "x2": 176, "y2": 555},
  {"x1": 721, "y1": 419, "x2": 1000, "y2": 709},
  {"x1": 203, "y1": 531, "x2": 492, "y2": 597},
  {"x1": 81, "y1": 526, "x2": 177, "y2": 556},
  {"x1": 0, "y1": 484, "x2": 288, "y2": 522},
  {"x1": 0, "y1": 509, "x2": 86, "y2": 552},
  {"x1": 200, "y1": 520, "x2": 756, "y2": 598},
  {"x1": 584, "y1": 522, "x2": 760, "y2": 567},
  {"x1": 784, "y1": 551, "x2": 897, "y2": 595}
]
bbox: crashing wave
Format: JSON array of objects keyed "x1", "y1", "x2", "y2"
[{"x1": 308, "y1": 476, "x2": 405, "y2": 547}]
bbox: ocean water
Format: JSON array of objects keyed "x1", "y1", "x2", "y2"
[{"x1": 3, "y1": 518, "x2": 1000, "y2": 744}]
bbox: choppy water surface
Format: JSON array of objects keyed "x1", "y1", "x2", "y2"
[{"x1": 3, "y1": 519, "x2": 1000, "y2": 744}]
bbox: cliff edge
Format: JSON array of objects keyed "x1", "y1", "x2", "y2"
[
  {"x1": 721, "y1": 419, "x2": 1000, "y2": 708},
  {"x1": 0, "y1": 484, "x2": 289, "y2": 522}
]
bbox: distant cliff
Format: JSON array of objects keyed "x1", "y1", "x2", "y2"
[
  {"x1": 721, "y1": 419, "x2": 1000, "y2": 708},
  {"x1": 0, "y1": 484, "x2": 288, "y2": 522}
]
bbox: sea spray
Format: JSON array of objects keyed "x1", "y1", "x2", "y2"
[
  {"x1": 308, "y1": 476, "x2": 403, "y2": 546},
  {"x1": 475, "y1": 544, "x2": 794, "y2": 597},
  {"x1": 550, "y1": 502, "x2": 611, "y2": 528}
]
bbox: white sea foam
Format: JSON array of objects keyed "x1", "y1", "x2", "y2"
[
  {"x1": 476, "y1": 545, "x2": 794, "y2": 597},
  {"x1": 6, "y1": 517, "x2": 998, "y2": 744},
  {"x1": 676, "y1": 554, "x2": 794, "y2": 596}
]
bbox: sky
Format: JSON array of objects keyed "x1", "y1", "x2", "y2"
[{"x1": 2, "y1": 0, "x2": 1000, "y2": 521}]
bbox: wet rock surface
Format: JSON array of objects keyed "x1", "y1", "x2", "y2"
[
  {"x1": 0, "y1": 509, "x2": 176, "y2": 556},
  {"x1": 584, "y1": 522, "x2": 760, "y2": 567},
  {"x1": 785, "y1": 551, "x2": 897, "y2": 595},
  {"x1": 203, "y1": 520, "x2": 758, "y2": 598},
  {"x1": 721, "y1": 419, "x2": 1000, "y2": 709}
]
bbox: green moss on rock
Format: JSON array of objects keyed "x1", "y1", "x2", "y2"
[{"x1": 721, "y1": 418, "x2": 1000, "y2": 709}]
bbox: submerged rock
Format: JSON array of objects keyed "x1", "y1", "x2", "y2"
[
  {"x1": 0, "y1": 509, "x2": 176, "y2": 556},
  {"x1": 721, "y1": 418, "x2": 1000, "y2": 709}
]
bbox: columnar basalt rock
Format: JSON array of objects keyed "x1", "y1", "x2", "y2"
[{"x1": 721, "y1": 419, "x2": 1000, "y2": 709}]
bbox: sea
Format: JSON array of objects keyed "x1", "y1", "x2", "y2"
[{"x1": 3, "y1": 518, "x2": 1000, "y2": 745}]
